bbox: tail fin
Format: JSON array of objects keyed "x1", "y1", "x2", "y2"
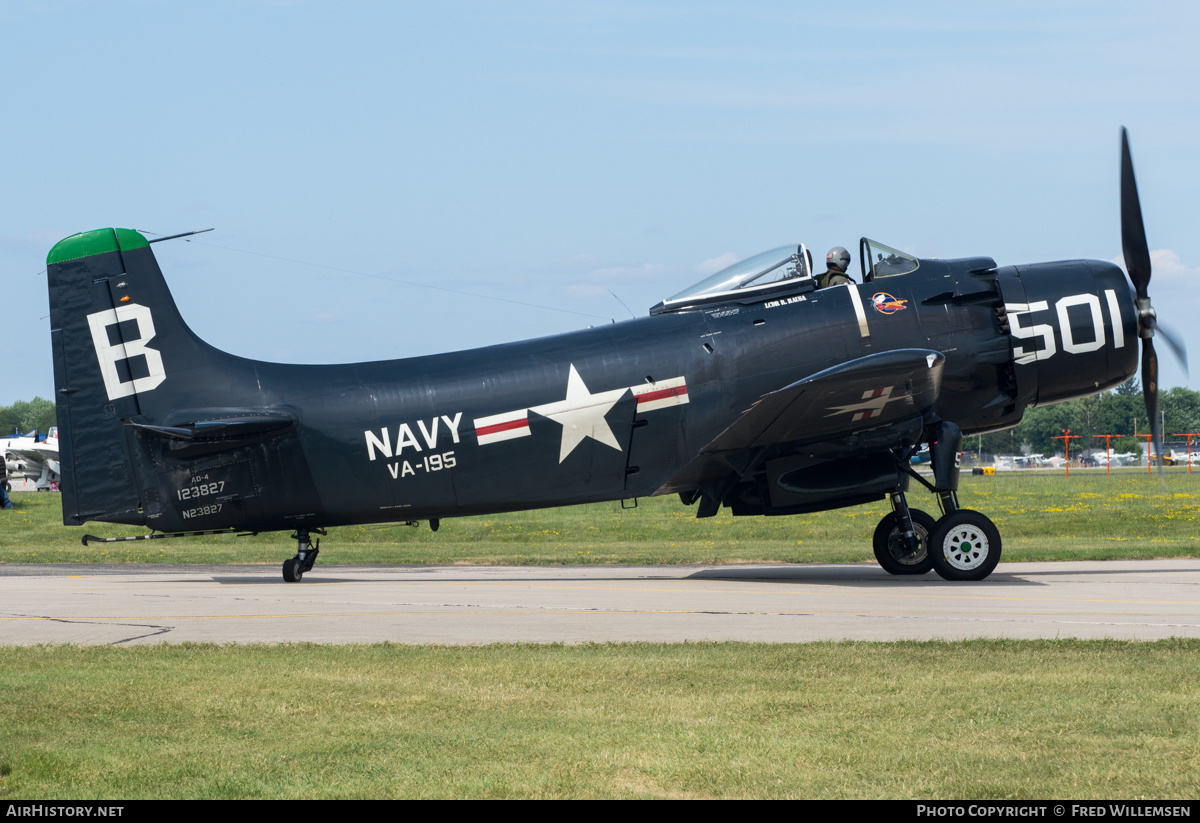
[{"x1": 48, "y1": 228, "x2": 240, "y2": 525}]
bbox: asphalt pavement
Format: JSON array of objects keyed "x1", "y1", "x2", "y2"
[{"x1": 2, "y1": 560, "x2": 1198, "y2": 645}]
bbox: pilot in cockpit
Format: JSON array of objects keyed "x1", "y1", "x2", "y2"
[{"x1": 818, "y1": 246, "x2": 851, "y2": 289}]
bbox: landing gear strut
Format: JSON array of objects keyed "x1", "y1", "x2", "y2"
[
  {"x1": 873, "y1": 420, "x2": 1002, "y2": 581},
  {"x1": 283, "y1": 528, "x2": 323, "y2": 582}
]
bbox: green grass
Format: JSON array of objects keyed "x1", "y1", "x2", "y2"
[
  {"x1": 3, "y1": 469, "x2": 1200, "y2": 565},
  {"x1": 1, "y1": 640, "x2": 1197, "y2": 799}
]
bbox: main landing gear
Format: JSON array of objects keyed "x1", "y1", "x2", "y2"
[
  {"x1": 282, "y1": 528, "x2": 324, "y2": 582},
  {"x1": 872, "y1": 421, "x2": 1002, "y2": 581},
  {"x1": 873, "y1": 491, "x2": 1001, "y2": 581}
]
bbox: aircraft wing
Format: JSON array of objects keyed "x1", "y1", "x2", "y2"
[
  {"x1": 5, "y1": 450, "x2": 43, "y2": 479},
  {"x1": 5, "y1": 443, "x2": 57, "y2": 482},
  {"x1": 659, "y1": 348, "x2": 945, "y2": 493}
]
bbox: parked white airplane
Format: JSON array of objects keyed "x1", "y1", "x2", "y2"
[
  {"x1": 3, "y1": 427, "x2": 60, "y2": 491},
  {"x1": 1, "y1": 429, "x2": 37, "y2": 451},
  {"x1": 1, "y1": 429, "x2": 37, "y2": 491}
]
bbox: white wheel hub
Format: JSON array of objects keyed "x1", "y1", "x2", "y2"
[{"x1": 942, "y1": 523, "x2": 990, "y2": 570}]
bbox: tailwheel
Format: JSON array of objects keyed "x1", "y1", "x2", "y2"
[
  {"x1": 873, "y1": 509, "x2": 935, "y2": 575},
  {"x1": 929, "y1": 510, "x2": 1001, "y2": 581},
  {"x1": 283, "y1": 557, "x2": 303, "y2": 583},
  {"x1": 282, "y1": 529, "x2": 322, "y2": 583}
]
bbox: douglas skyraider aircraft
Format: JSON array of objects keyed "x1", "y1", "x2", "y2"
[{"x1": 47, "y1": 130, "x2": 1182, "y2": 582}]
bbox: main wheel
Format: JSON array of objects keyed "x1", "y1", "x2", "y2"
[
  {"x1": 283, "y1": 557, "x2": 303, "y2": 583},
  {"x1": 873, "y1": 509, "x2": 936, "y2": 575},
  {"x1": 929, "y1": 510, "x2": 1002, "y2": 581}
]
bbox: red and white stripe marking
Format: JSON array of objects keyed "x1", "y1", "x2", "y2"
[
  {"x1": 632, "y1": 377, "x2": 689, "y2": 413},
  {"x1": 474, "y1": 409, "x2": 531, "y2": 445}
]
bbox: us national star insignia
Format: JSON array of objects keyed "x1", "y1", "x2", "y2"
[{"x1": 530, "y1": 365, "x2": 627, "y2": 462}]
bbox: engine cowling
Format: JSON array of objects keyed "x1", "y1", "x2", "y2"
[{"x1": 997, "y1": 260, "x2": 1138, "y2": 408}]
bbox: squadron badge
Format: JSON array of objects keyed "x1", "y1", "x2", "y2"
[{"x1": 871, "y1": 292, "x2": 908, "y2": 314}]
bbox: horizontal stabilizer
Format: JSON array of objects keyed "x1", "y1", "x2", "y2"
[{"x1": 129, "y1": 413, "x2": 296, "y2": 442}]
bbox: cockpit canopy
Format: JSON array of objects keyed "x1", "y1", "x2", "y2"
[
  {"x1": 649, "y1": 238, "x2": 920, "y2": 315},
  {"x1": 649, "y1": 244, "x2": 813, "y2": 315}
]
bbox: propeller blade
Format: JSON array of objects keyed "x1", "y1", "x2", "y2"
[
  {"x1": 1149, "y1": 318, "x2": 1189, "y2": 376},
  {"x1": 1121, "y1": 127, "x2": 1178, "y2": 480},
  {"x1": 1121, "y1": 127, "x2": 1152, "y2": 301},
  {"x1": 1143, "y1": 337, "x2": 1163, "y2": 479}
]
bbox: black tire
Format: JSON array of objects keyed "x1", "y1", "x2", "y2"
[
  {"x1": 929, "y1": 510, "x2": 1002, "y2": 581},
  {"x1": 283, "y1": 558, "x2": 303, "y2": 583},
  {"x1": 873, "y1": 509, "x2": 936, "y2": 575},
  {"x1": 2, "y1": 481, "x2": 9, "y2": 493}
]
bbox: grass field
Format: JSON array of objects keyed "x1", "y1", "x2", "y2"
[
  {"x1": 3, "y1": 469, "x2": 1200, "y2": 566},
  {"x1": 2, "y1": 640, "x2": 1198, "y2": 799}
]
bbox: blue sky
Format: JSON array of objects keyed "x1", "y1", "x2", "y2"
[{"x1": 3, "y1": 1, "x2": 1198, "y2": 405}]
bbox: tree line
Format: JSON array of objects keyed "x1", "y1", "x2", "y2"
[
  {"x1": 1, "y1": 397, "x2": 56, "y2": 438},
  {"x1": 974, "y1": 379, "x2": 1200, "y2": 457}
]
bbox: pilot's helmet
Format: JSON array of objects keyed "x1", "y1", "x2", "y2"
[{"x1": 826, "y1": 246, "x2": 850, "y2": 272}]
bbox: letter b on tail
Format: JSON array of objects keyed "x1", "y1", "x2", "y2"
[{"x1": 86, "y1": 303, "x2": 166, "y2": 401}]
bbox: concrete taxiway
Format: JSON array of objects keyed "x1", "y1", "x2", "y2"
[{"x1": 3, "y1": 560, "x2": 1199, "y2": 645}]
